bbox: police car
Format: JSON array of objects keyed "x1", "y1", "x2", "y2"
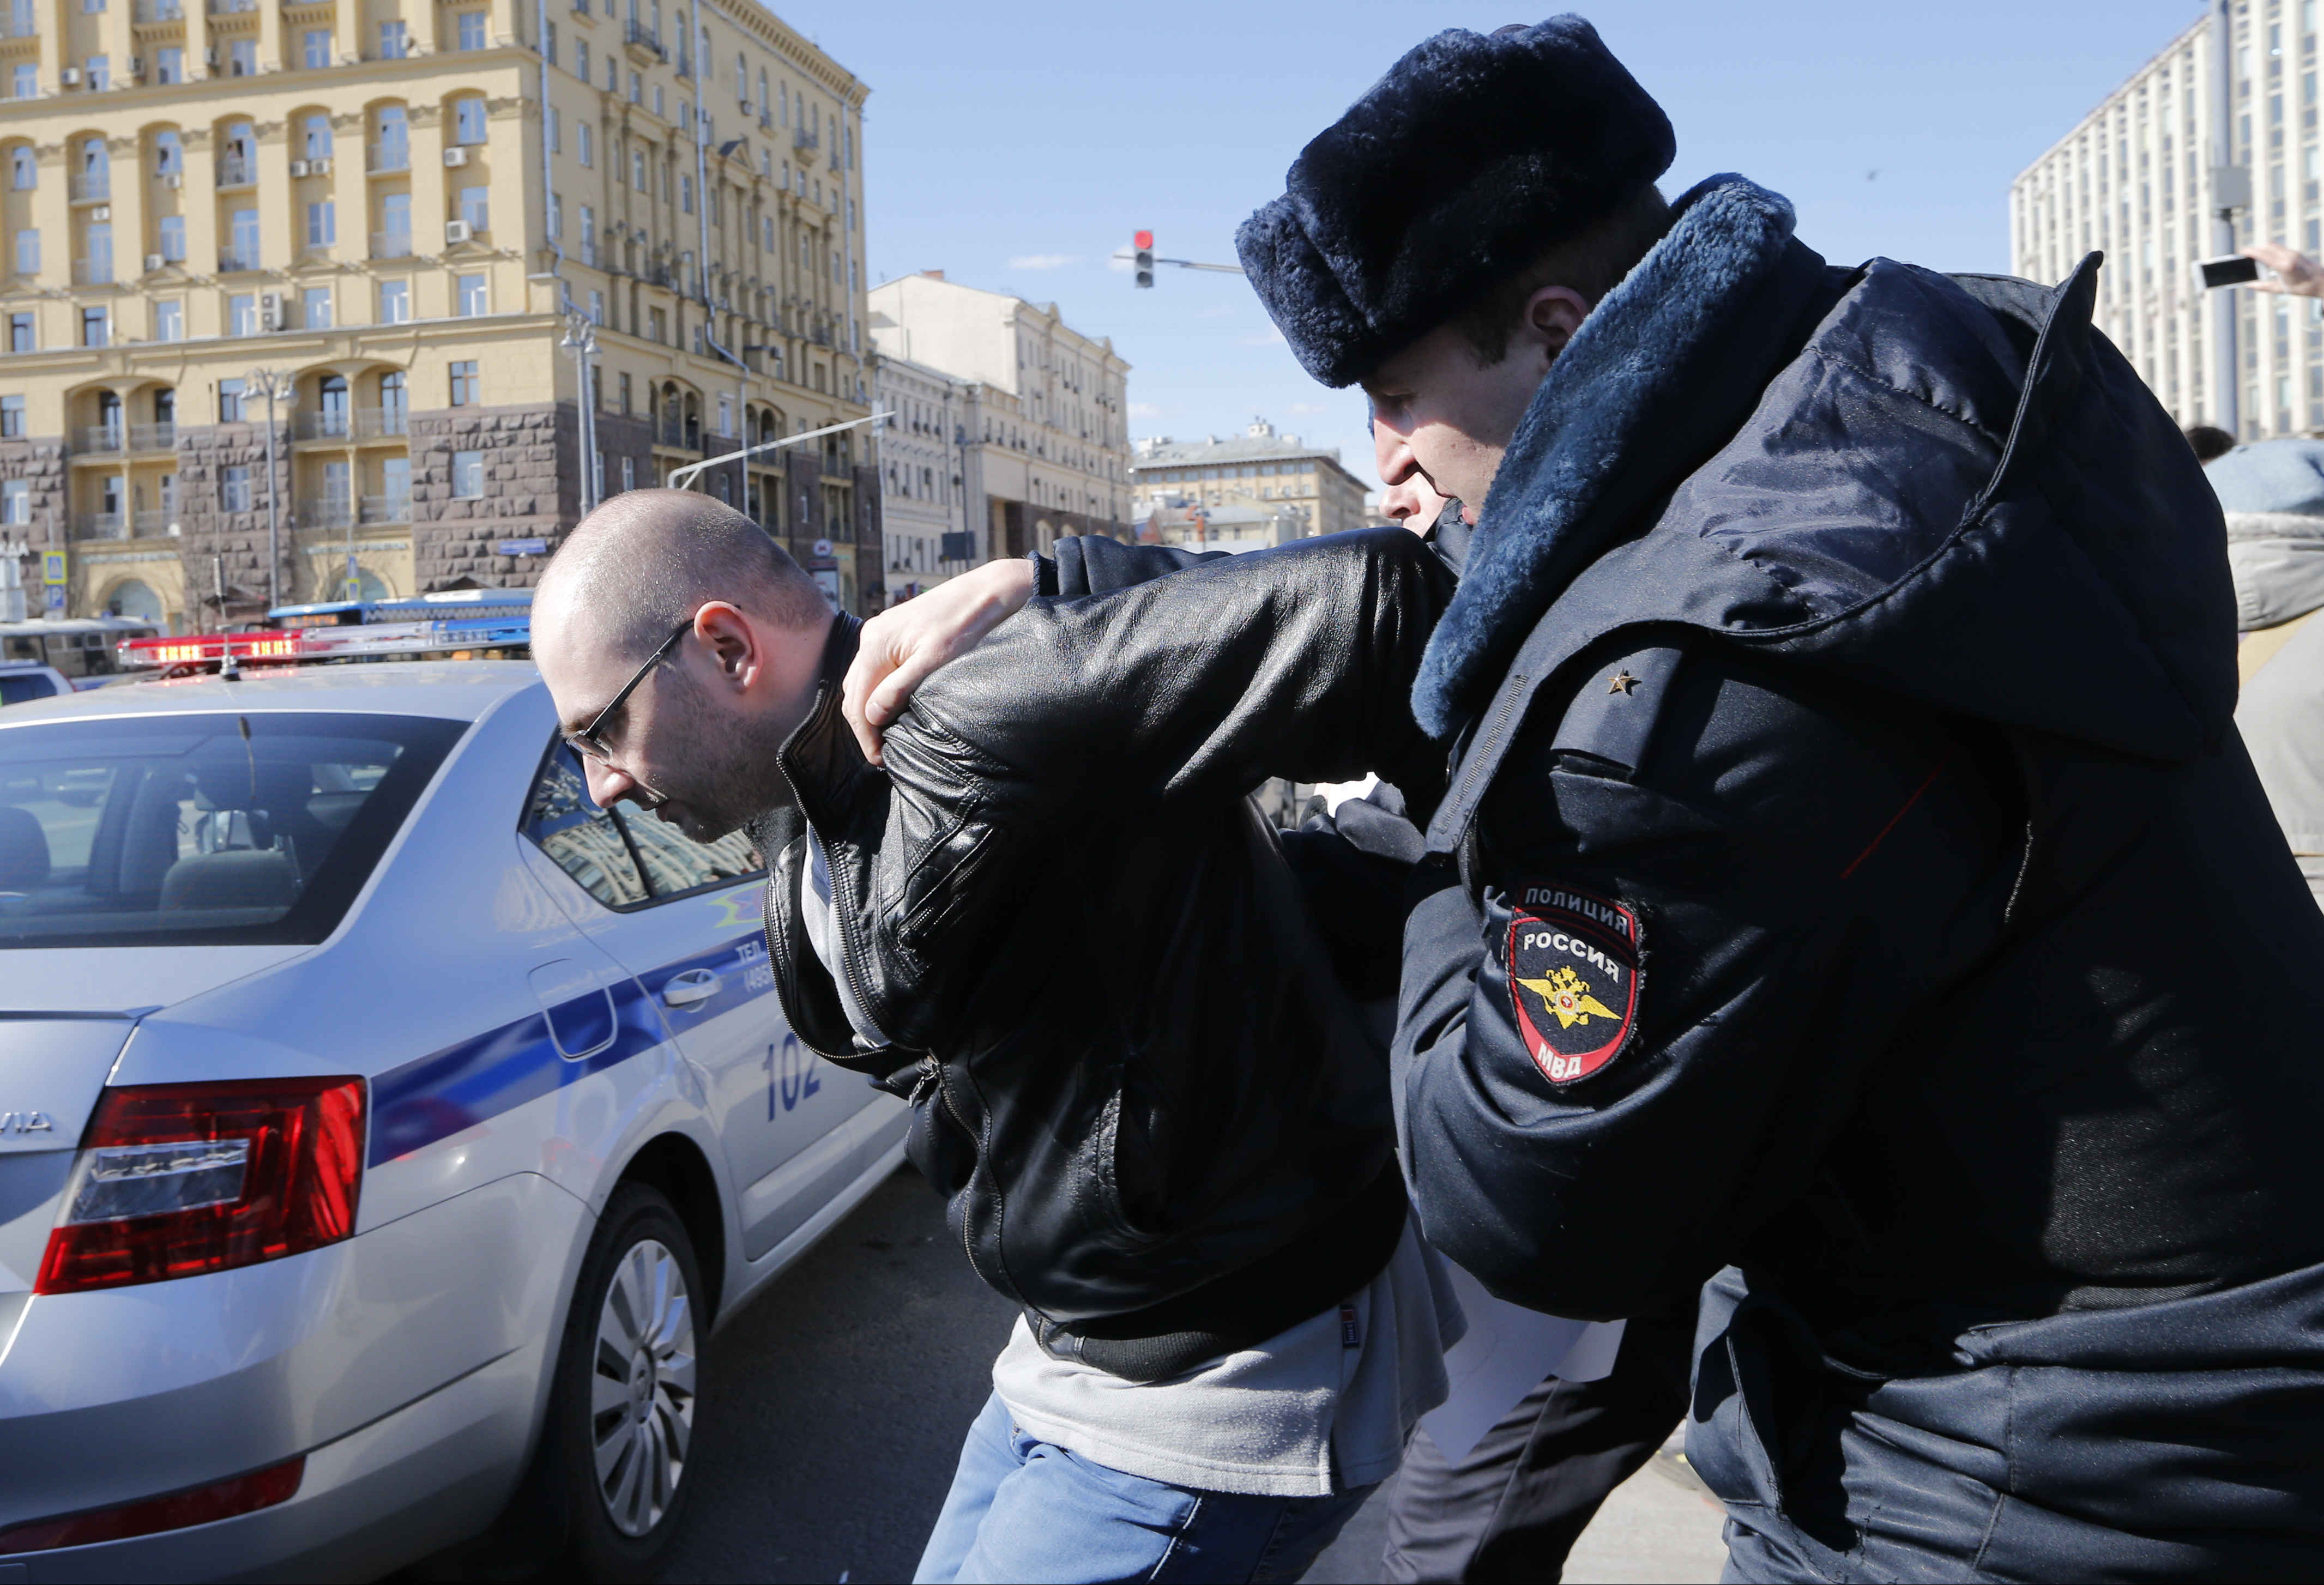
[{"x1": 0, "y1": 653, "x2": 907, "y2": 1580}]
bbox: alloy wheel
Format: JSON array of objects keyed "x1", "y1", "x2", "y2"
[{"x1": 588, "y1": 1237, "x2": 698, "y2": 1538}]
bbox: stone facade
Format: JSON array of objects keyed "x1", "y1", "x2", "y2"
[{"x1": 408, "y1": 402, "x2": 579, "y2": 590}]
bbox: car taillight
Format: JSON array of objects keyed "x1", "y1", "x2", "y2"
[
  {"x1": 0, "y1": 1457, "x2": 304, "y2": 1554},
  {"x1": 35, "y1": 1078, "x2": 365, "y2": 1296}
]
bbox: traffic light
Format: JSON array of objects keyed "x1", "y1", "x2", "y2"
[{"x1": 1133, "y1": 230, "x2": 1155, "y2": 289}]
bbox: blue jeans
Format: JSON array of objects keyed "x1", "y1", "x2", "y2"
[{"x1": 914, "y1": 1393, "x2": 1378, "y2": 1584}]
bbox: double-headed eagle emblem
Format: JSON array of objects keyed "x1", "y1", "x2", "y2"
[{"x1": 1517, "y1": 964, "x2": 1619, "y2": 1030}]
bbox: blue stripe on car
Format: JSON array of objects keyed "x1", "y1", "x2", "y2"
[{"x1": 369, "y1": 927, "x2": 776, "y2": 1166}]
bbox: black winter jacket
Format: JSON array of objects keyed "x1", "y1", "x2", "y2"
[
  {"x1": 1399, "y1": 176, "x2": 2324, "y2": 1577},
  {"x1": 758, "y1": 530, "x2": 1453, "y2": 1380}
]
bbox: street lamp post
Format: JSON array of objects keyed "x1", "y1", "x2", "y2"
[
  {"x1": 561, "y1": 311, "x2": 600, "y2": 516},
  {"x1": 245, "y1": 368, "x2": 296, "y2": 610}
]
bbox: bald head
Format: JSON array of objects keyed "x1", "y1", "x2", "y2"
[{"x1": 539, "y1": 489, "x2": 830, "y2": 664}]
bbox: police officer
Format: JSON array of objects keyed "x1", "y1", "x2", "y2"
[{"x1": 1226, "y1": 16, "x2": 2324, "y2": 1578}]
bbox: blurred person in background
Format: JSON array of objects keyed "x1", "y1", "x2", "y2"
[{"x1": 2210, "y1": 438, "x2": 2324, "y2": 907}]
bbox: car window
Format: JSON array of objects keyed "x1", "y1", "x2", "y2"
[
  {"x1": 519, "y1": 740, "x2": 762, "y2": 909},
  {"x1": 0, "y1": 673, "x2": 58, "y2": 706},
  {"x1": 0, "y1": 711, "x2": 464, "y2": 947},
  {"x1": 520, "y1": 742, "x2": 648, "y2": 908},
  {"x1": 618, "y1": 801, "x2": 759, "y2": 897}
]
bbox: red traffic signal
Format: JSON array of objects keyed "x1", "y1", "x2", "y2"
[{"x1": 1134, "y1": 230, "x2": 1154, "y2": 250}]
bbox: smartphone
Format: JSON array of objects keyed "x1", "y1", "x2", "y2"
[{"x1": 2199, "y1": 254, "x2": 2263, "y2": 288}]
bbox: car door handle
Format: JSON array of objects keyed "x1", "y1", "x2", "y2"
[{"x1": 662, "y1": 968, "x2": 722, "y2": 1007}]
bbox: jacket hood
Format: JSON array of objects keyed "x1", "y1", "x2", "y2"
[{"x1": 1417, "y1": 178, "x2": 2238, "y2": 762}]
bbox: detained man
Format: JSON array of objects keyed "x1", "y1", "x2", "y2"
[{"x1": 529, "y1": 491, "x2": 1466, "y2": 1584}]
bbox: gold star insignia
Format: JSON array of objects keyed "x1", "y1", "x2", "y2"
[{"x1": 1608, "y1": 670, "x2": 1640, "y2": 695}]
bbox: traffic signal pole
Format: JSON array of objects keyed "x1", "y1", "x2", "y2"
[{"x1": 1126, "y1": 231, "x2": 1245, "y2": 286}]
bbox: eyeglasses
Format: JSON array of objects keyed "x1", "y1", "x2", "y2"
[{"x1": 563, "y1": 618, "x2": 692, "y2": 763}]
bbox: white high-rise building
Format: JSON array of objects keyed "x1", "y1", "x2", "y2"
[{"x1": 2011, "y1": 2, "x2": 2324, "y2": 439}]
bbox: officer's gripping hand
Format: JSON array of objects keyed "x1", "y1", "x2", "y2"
[{"x1": 843, "y1": 556, "x2": 1036, "y2": 766}]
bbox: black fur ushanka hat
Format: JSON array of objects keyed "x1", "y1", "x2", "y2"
[{"x1": 1235, "y1": 16, "x2": 1675, "y2": 388}]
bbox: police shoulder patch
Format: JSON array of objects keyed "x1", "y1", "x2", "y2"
[{"x1": 1506, "y1": 883, "x2": 1642, "y2": 1086}]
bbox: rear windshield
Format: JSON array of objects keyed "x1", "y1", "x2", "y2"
[
  {"x1": 0, "y1": 674, "x2": 59, "y2": 706},
  {"x1": 0, "y1": 711, "x2": 466, "y2": 948}
]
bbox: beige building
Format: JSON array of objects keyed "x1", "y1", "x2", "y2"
[
  {"x1": 0, "y1": 0, "x2": 876, "y2": 628},
  {"x1": 2011, "y1": 4, "x2": 2322, "y2": 440},
  {"x1": 867, "y1": 270, "x2": 1132, "y2": 559},
  {"x1": 871, "y1": 348, "x2": 969, "y2": 601},
  {"x1": 1130, "y1": 419, "x2": 1368, "y2": 543}
]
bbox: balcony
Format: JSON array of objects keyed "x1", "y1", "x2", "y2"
[
  {"x1": 68, "y1": 173, "x2": 109, "y2": 203},
  {"x1": 623, "y1": 19, "x2": 661, "y2": 56},
  {"x1": 368, "y1": 141, "x2": 410, "y2": 173},
  {"x1": 297, "y1": 407, "x2": 408, "y2": 441},
  {"x1": 217, "y1": 250, "x2": 260, "y2": 273},
  {"x1": 216, "y1": 157, "x2": 255, "y2": 189},
  {"x1": 76, "y1": 425, "x2": 123, "y2": 452},
  {"x1": 131, "y1": 0, "x2": 182, "y2": 18},
  {"x1": 207, "y1": 0, "x2": 255, "y2": 12},
  {"x1": 130, "y1": 421, "x2": 174, "y2": 450},
  {"x1": 299, "y1": 494, "x2": 409, "y2": 527},
  {"x1": 70, "y1": 259, "x2": 113, "y2": 286},
  {"x1": 369, "y1": 229, "x2": 413, "y2": 259},
  {"x1": 0, "y1": 11, "x2": 34, "y2": 38},
  {"x1": 73, "y1": 514, "x2": 126, "y2": 540}
]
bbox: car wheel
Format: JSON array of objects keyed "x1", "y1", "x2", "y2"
[{"x1": 508, "y1": 1183, "x2": 707, "y2": 1583}]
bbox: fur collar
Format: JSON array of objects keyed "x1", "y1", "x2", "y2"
[{"x1": 1412, "y1": 176, "x2": 1801, "y2": 736}]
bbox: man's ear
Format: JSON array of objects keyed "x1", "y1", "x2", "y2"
[
  {"x1": 1522, "y1": 286, "x2": 1593, "y2": 369},
  {"x1": 693, "y1": 602, "x2": 758, "y2": 687}
]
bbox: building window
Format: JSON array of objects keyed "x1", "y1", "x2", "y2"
[
  {"x1": 580, "y1": 203, "x2": 596, "y2": 265},
  {"x1": 450, "y1": 360, "x2": 479, "y2": 406},
  {"x1": 456, "y1": 10, "x2": 485, "y2": 49},
  {"x1": 81, "y1": 305, "x2": 107, "y2": 347},
  {"x1": 227, "y1": 39, "x2": 253, "y2": 75},
  {"x1": 304, "y1": 113, "x2": 332, "y2": 161},
  {"x1": 379, "y1": 21, "x2": 407, "y2": 58},
  {"x1": 548, "y1": 106, "x2": 560, "y2": 155},
  {"x1": 588, "y1": 288, "x2": 603, "y2": 324},
  {"x1": 0, "y1": 396, "x2": 21, "y2": 438},
  {"x1": 303, "y1": 286, "x2": 331, "y2": 328},
  {"x1": 155, "y1": 47, "x2": 181, "y2": 84},
  {"x1": 648, "y1": 306, "x2": 666, "y2": 343},
  {"x1": 303, "y1": 29, "x2": 330, "y2": 69},
  {"x1": 456, "y1": 273, "x2": 487, "y2": 316},
  {"x1": 576, "y1": 40, "x2": 588, "y2": 82},
  {"x1": 11, "y1": 228, "x2": 33, "y2": 276},
  {"x1": 86, "y1": 55, "x2": 108, "y2": 91},
  {"x1": 680, "y1": 174, "x2": 693, "y2": 214},
  {"x1": 154, "y1": 299, "x2": 182, "y2": 341},
  {"x1": 228, "y1": 293, "x2": 256, "y2": 336},
  {"x1": 454, "y1": 98, "x2": 487, "y2": 144},
  {"x1": 460, "y1": 186, "x2": 489, "y2": 232},
  {"x1": 378, "y1": 279, "x2": 409, "y2": 323},
  {"x1": 621, "y1": 456, "x2": 635, "y2": 492},
  {"x1": 633, "y1": 148, "x2": 646, "y2": 192},
  {"x1": 717, "y1": 394, "x2": 732, "y2": 436},
  {"x1": 546, "y1": 189, "x2": 560, "y2": 238},
  {"x1": 227, "y1": 209, "x2": 259, "y2": 270},
  {"x1": 1, "y1": 479, "x2": 24, "y2": 524},
  {"x1": 9, "y1": 147, "x2": 32, "y2": 189},
  {"x1": 618, "y1": 372, "x2": 632, "y2": 413},
  {"x1": 577, "y1": 123, "x2": 594, "y2": 168},
  {"x1": 158, "y1": 215, "x2": 184, "y2": 262},
  {"x1": 628, "y1": 70, "x2": 641, "y2": 105},
  {"x1": 306, "y1": 201, "x2": 335, "y2": 249},
  {"x1": 218, "y1": 377, "x2": 245, "y2": 422},
  {"x1": 451, "y1": 450, "x2": 484, "y2": 498},
  {"x1": 220, "y1": 464, "x2": 251, "y2": 512}
]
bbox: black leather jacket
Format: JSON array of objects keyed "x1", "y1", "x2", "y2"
[{"x1": 758, "y1": 529, "x2": 1454, "y2": 1379}]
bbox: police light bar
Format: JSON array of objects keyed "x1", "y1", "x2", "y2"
[{"x1": 120, "y1": 618, "x2": 532, "y2": 671}]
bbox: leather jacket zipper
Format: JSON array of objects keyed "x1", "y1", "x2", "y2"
[{"x1": 810, "y1": 822, "x2": 890, "y2": 1046}]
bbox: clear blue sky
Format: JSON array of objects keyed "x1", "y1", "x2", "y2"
[{"x1": 777, "y1": 1, "x2": 2207, "y2": 495}]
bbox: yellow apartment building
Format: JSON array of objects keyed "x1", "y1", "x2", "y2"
[{"x1": 0, "y1": 0, "x2": 874, "y2": 628}]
